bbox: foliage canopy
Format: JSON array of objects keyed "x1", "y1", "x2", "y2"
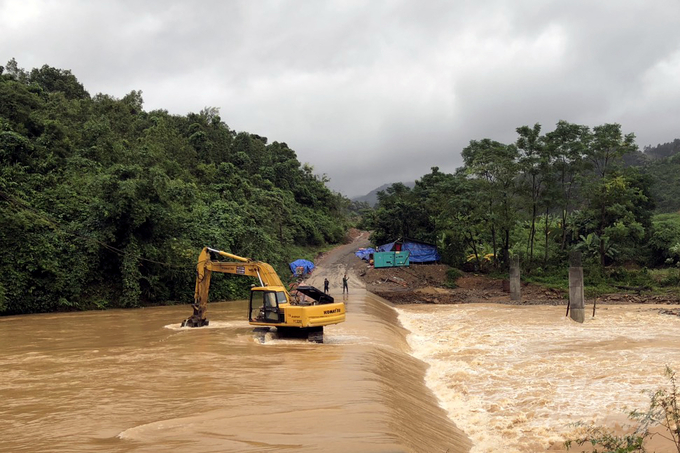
[{"x1": 0, "y1": 60, "x2": 350, "y2": 314}]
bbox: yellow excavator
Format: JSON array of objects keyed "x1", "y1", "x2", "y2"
[{"x1": 181, "y1": 247, "x2": 345, "y2": 343}]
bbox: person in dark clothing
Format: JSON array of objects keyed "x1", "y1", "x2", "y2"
[
  {"x1": 342, "y1": 274, "x2": 349, "y2": 294},
  {"x1": 323, "y1": 278, "x2": 329, "y2": 294}
]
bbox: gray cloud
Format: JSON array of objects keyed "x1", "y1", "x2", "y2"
[{"x1": 2, "y1": 0, "x2": 679, "y2": 197}]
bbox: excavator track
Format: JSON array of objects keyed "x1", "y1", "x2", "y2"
[
  {"x1": 307, "y1": 327, "x2": 324, "y2": 343},
  {"x1": 253, "y1": 327, "x2": 269, "y2": 343},
  {"x1": 275, "y1": 326, "x2": 324, "y2": 343}
]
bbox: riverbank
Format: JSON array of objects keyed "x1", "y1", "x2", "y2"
[{"x1": 350, "y1": 257, "x2": 680, "y2": 308}]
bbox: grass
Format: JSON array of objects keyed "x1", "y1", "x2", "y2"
[{"x1": 516, "y1": 265, "x2": 680, "y2": 299}]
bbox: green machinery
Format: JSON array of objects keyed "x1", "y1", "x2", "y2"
[{"x1": 373, "y1": 251, "x2": 410, "y2": 268}]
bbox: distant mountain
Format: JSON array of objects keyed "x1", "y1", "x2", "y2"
[
  {"x1": 352, "y1": 181, "x2": 416, "y2": 207},
  {"x1": 644, "y1": 139, "x2": 680, "y2": 159},
  {"x1": 624, "y1": 139, "x2": 680, "y2": 167}
]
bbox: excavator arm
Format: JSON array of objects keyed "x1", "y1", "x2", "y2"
[{"x1": 181, "y1": 247, "x2": 288, "y2": 327}]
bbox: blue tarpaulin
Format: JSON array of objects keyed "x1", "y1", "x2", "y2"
[
  {"x1": 355, "y1": 248, "x2": 375, "y2": 261},
  {"x1": 378, "y1": 239, "x2": 440, "y2": 263},
  {"x1": 376, "y1": 242, "x2": 395, "y2": 253},
  {"x1": 289, "y1": 259, "x2": 315, "y2": 276}
]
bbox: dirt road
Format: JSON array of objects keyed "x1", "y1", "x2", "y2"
[{"x1": 305, "y1": 230, "x2": 371, "y2": 294}]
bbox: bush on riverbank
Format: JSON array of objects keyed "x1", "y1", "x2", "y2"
[{"x1": 565, "y1": 366, "x2": 680, "y2": 453}]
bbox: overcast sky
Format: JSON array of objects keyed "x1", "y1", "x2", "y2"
[{"x1": 2, "y1": 1, "x2": 680, "y2": 197}]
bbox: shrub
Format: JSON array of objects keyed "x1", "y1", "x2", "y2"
[
  {"x1": 445, "y1": 268, "x2": 462, "y2": 288},
  {"x1": 565, "y1": 366, "x2": 680, "y2": 453}
]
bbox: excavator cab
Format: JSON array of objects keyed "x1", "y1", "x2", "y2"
[{"x1": 249, "y1": 288, "x2": 286, "y2": 323}]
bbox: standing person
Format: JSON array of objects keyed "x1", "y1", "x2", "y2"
[
  {"x1": 342, "y1": 274, "x2": 349, "y2": 294},
  {"x1": 323, "y1": 278, "x2": 329, "y2": 294}
]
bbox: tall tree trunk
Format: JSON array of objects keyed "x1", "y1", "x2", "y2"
[
  {"x1": 599, "y1": 194, "x2": 607, "y2": 267},
  {"x1": 561, "y1": 182, "x2": 574, "y2": 250},
  {"x1": 529, "y1": 201, "x2": 537, "y2": 262},
  {"x1": 489, "y1": 198, "x2": 497, "y2": 266},
  {"x1": 504, "y1": 228, "x2": 510, "y2": 269},
  {"x1": 467, "y1": 231, "x2": 481, "y2": 270},
  {"x1": 543, "y1": 207, "x2": 550, "y2": 266}
]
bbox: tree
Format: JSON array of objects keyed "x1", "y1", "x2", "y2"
[
  {"x1": 582, "y1": 124, "x2": 637, "y2": 266},
  {"x1": 432, "y1": 170, "x2": 487, "y2": 267},
  {"x1": 29, "y1": 65, "x2": 89, "y2": 100},
  {"x1": 462, "y1": 139, "x2": 520, "y2": 267},
  {"x1": 370, "y1": 182, "x2": 419, "y2": 245},
  {"x1": 0, "y1": 61, "x2": 350, "y2": 315},
  {"x1": 516, "y1": 123, "x2": 547, "y2": 263},
  {"x1": 544, "y1": 120, "x2": 589, "y2": 251}
]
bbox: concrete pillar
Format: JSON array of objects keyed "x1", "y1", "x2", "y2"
[
  {"x1": 568, "y1": 251, "x2": 585, "y2": 323},
  {"x1": 509, "y1": 256, "x2": 521, "y2": 302}
]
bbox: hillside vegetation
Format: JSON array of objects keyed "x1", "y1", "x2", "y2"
[
  {"x1": 361, "y1": 123, "x2": 680, "y2": 295},
  {"x1": 0, "y1": 59, "x2": 350, "y2": 315}
]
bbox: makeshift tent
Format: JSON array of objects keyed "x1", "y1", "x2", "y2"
[
  {"x1": 289, "y1": 259, "x2": 315, "y2": 276},
  {"x1": 355, "y1": 248, "x2": 375, "y2": 261},
  {"x1": 377, "y1": 238, "x2": 440, "y2": 263}
]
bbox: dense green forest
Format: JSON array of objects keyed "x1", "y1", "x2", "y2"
[
  {"x1": 362, "y1": 123, "x2": 680, "y2": 290},
  {"x1": 3, "y1": 59, "x2": 680, "y2": 315},
  {"x1": 0, "y1": 59, "x2": 351, "y2": 315}
]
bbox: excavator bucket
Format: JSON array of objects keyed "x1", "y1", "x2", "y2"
[
  {"x1": 181, "y1": 304, "x2": 209, "y2": 327},
  {"x1": 181, "y1": 316, "x2": 209, "y2": 328}
]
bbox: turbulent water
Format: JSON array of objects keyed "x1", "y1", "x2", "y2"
[
  {"x1": 397, "y1": 303, "x2": 680, "y2": 452},
  {"x1": 2, "y1": 249, "x2": 679, "y2": 453}
]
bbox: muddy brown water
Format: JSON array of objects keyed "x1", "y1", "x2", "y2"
[
  {"x1": 2, "y1": 235, "x2": 680, "y2": 452},
  {"x1": 0, "y1": 293, "x2": 470, "y2": 453}
]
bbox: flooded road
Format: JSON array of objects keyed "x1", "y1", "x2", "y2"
[{"x1": 2, "y1": 234, "x2": 679, "y2": 452}]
